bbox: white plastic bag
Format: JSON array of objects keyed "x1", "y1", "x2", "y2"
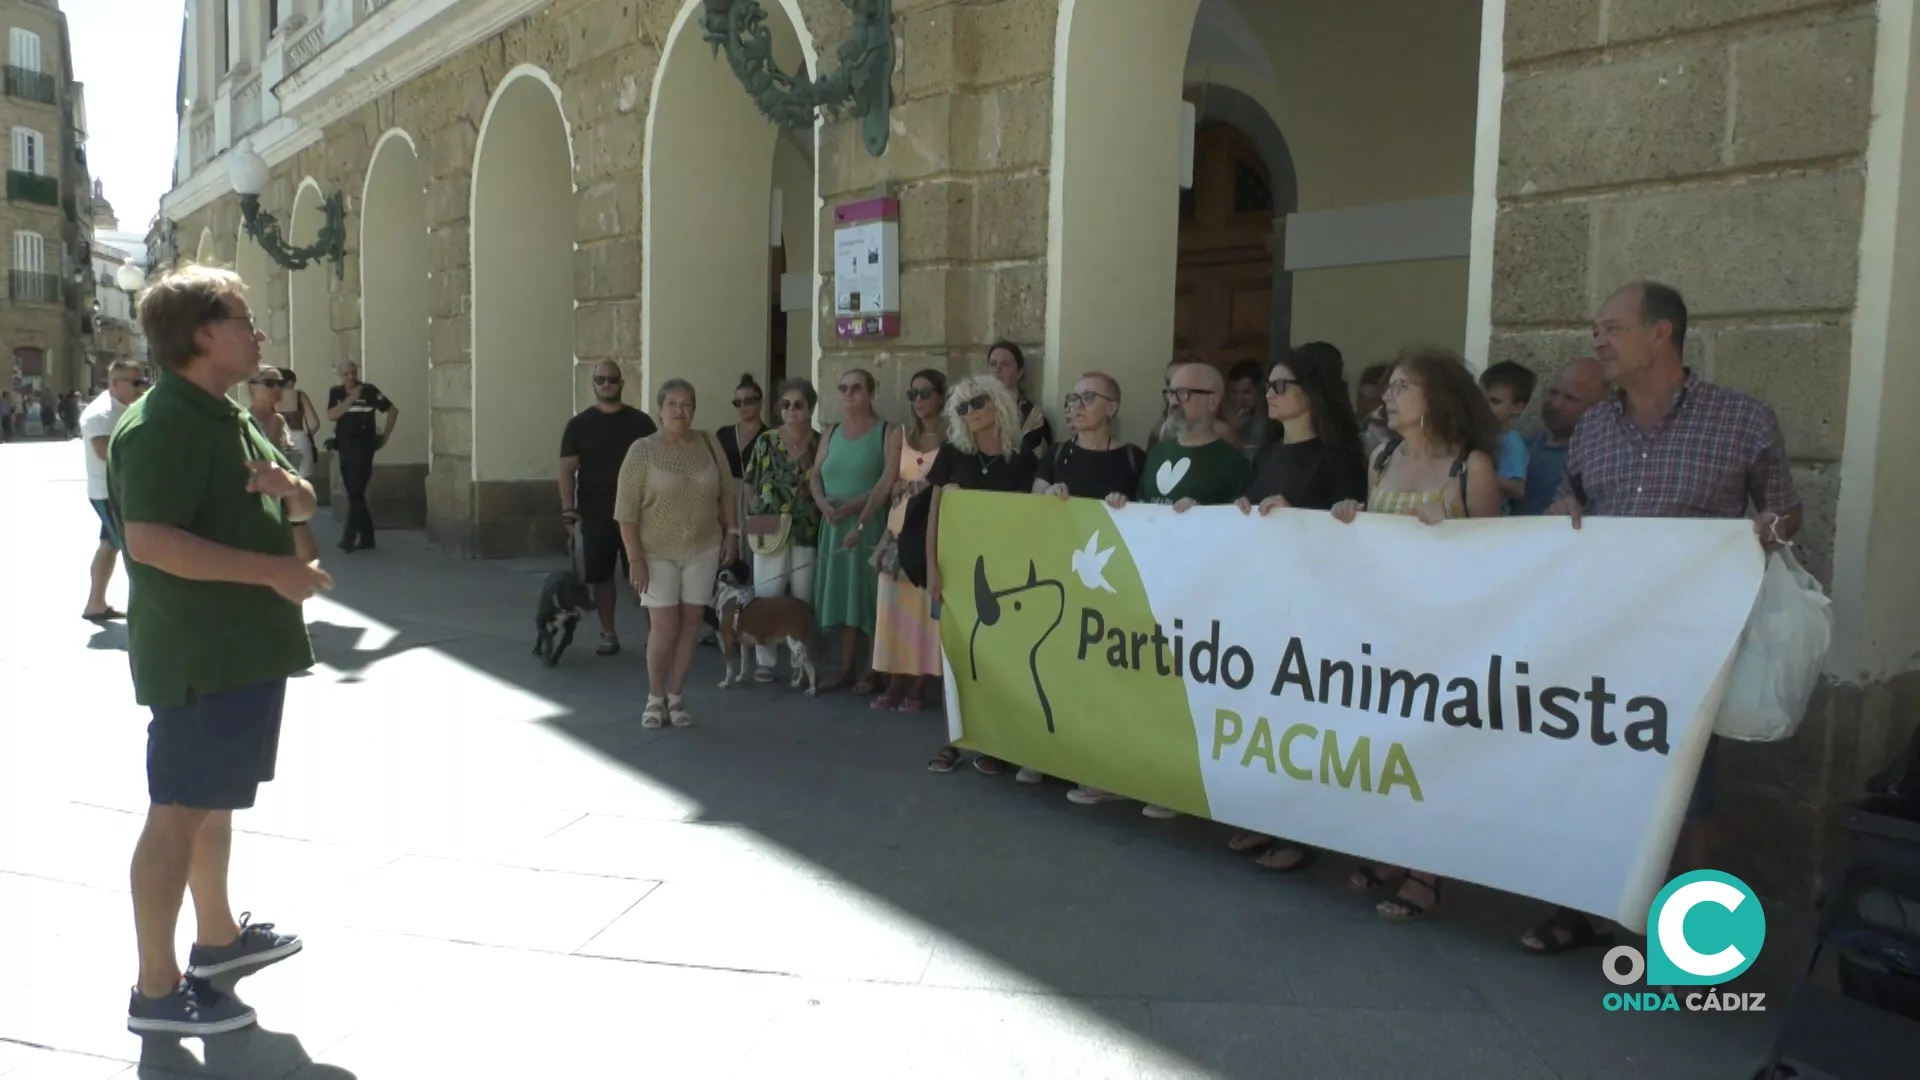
[{"x1": 1715, "y1": 547, "x2": 1833, "y2": 742}]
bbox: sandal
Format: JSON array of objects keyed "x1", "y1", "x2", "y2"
[
  {"x1": 1522, "y1": 908, "x2": 1614, "y2": 956},
  {"x1": 870, "y1": 694, "x2": 902, "y2": 710},
  {"x1": 1347, "y1": 865, "x2": 1407, "y2": 892},
  {"x1": 667, "y1": 697, "x2": 693, "y2": 728},
  {"x1": 754, "y1": 669, "x2": 777, "y2": 684},
  {"x1": 1254, "y1": 844, "x2": 1314, "y2": 873},
  {"x1": 896, "y1": 697, "x2": 924, "y2": 713},
  {"x1": 927, "y1": 747, "x2": 963, "y2": 773},
  {"x1": 1228, "y1": 831, "x2": 1273, "y2": 853},
  {"x1": 81, "y1": 607, "x2": 125, "y2": 623},
  {"x1": 1377, "y1": 874, "x2": 1442, "y2": 921},
  {"x1": 596, "y1": 633, "x2": 620, "y2": 657},
  {"x1": 972, "y1": 755, "x2": 1006, "y2": 776},
  {"x1": 641, "y1": 699, "x2": 666, "y2": 729}
]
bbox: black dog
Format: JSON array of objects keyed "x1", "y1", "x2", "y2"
[{"x1": 533, "y1": 565, "x2": 595, "y2": 667}]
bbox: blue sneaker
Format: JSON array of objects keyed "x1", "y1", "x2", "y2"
[
  {"x1": 127, "y1": 976, "x2": 257, "y2": 1036},
  {"x1": 186, "y1": 912, "x2": 302, "y2": 978}
]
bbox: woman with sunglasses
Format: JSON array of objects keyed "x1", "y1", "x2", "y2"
[
  {"x1": 740, "y1": 378, "x2": 823, "y2": 680},
  {"x1": 246, "y1": 368, "x2": 303, "y2": 471},
  {"x1": 1213, "y1": 345, "x2": 1368, "y2": 870},
  {"x1": 1033, "y1": 372, "x2": 1144, "y2": 505},
  {"x1": 810, "y1": 369, "x2": 895, "y2": 694},
  {"x1": 868, "y1": 369, "x2": 949, "y2": 712},
  {"x1": 715, "y1": 373, "x2": 765, "y2": 482},
  {"x1": 923, "y1": 375, "x2": 1037, "y2": 774}
]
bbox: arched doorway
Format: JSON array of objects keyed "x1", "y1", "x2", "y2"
[
  {"x1": 471, "y1": 66, "x2": 574, "y2": 554},
  {"x1": 288, "y1": 180, "x2": 332, "y2": 388},
  {"x1": 1174, "y1": 85, "x2": 1299, "y2": 377},
  {"x1": 645, "y1": 0, "x2": 818, "y2": 417},
  {"x1": 360, "y1": 130, "x2": 430, "y2": 527}
]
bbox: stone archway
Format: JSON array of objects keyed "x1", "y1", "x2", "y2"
[
  {"x1": 288, "y1": 179, "x2": 332, "y2": 389},
  {"x1": 470, "y1": 65, "x2": 574, "y2": 555},
  {"x1": 644, "y1": 0, "x2": 818, "y2": 418},
  {"x1": 1045, "y1": 0, "x2": 1204, "y2": 439},
  {"x1": 359, "y1": 129, "x2": 430, "y2": 527}
]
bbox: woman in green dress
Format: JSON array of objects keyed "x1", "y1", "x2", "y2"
[{"x1": 809, "y1": 368, "x2": 897, "y2": 693}]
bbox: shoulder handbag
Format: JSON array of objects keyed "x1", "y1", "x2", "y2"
[{"x1": 743, "y1": 428, "x2": 811, "y2": 556}]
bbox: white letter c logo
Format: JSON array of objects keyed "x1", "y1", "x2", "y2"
[{"x1": 1657, "y1": 879, "x2": 1747, "y2": 978}]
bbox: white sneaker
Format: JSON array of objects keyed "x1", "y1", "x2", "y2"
[
  {"x1": 1141, "y1": 804, "x2": 1179, "y2": 819},
  {"x1": 1066, "y1": 785, "x2": 1127, "y2": 805},
  {"x1": 1014, "y1": 767, "x2": 1043, "y2": 785}
]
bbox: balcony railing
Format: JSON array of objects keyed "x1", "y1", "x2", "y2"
[
  {"x1": 4, "y1": 66, "x2": 56, "y2": 106},
  {"x1": 7, "y1": 170, "x2": 59, "y2": 206},
  {"x1": 287, "y1": 20, "x2": 328, "y2": 73},
  {"x1": 233, "y1": 73, "x2": 263, "y2": 138},
  {"x1": 10, "y1": 270, "x2": 62, "y2": 304},
  {"x1": 190, "y1": 112, "x2": 214, "y2": 169}
]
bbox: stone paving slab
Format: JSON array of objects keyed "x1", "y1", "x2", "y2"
[{"x1": 0, "y1": 442, "x2": 1792, "y2": 1079}]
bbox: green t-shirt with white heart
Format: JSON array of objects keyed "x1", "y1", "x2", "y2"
[{"x1": 1136, "y1": 437, "x2": 1250, "y2": 507}]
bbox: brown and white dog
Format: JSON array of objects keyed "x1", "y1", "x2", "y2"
[{"x1": 713, "y1": 558, "x2": 818, "y2": 694}]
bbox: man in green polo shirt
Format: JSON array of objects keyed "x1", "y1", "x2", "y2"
[{"x1": 111, "y1": 264, "x2": 334, "y2": 1037}]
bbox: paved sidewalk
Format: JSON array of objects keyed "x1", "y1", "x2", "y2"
[{"x1": 1, "y1": 441, "x2": 1785, "y2": 1078}]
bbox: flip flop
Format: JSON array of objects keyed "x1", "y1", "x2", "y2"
[
  {"x1": 1521, "y1": 908, "x2": 1614, "y2": 955},
  {"x1": 81, "y1": 608, "x2": 125, "y2": 623}
]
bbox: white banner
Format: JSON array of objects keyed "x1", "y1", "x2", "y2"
[{"x1": 937, "y1": 493, "x2": 1764, "y2": 932}]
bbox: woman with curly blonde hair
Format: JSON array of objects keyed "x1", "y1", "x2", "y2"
[{"x1": 922, "y1": 374, "x2": 1036, "y2": 774}]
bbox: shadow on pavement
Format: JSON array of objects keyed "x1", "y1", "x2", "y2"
[
  {"x1": 296, "y1": 530, "x2": 1790, "y2": 1079},
  {"x1": 137, "y1": 1027, "x2": 353, "y2": 1079},
  {"x1": 86, "y1": 623, "x2": 128, "y2": 652}
]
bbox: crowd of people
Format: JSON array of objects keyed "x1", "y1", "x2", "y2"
[
  {"x1": 578, "y1": 277, "x2": 1803, "y2": 958},
  {"x1": 96, "y1": 261, "x2": 1803, "y2": 1037},
  {"x1": 1, "y1": 387, "x2": 86, "y2": 441}
]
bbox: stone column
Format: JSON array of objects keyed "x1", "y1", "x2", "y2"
[
  {"x1": 814, "y1": 0, "x2": 1058, "y2": 417},
  {"x1": 1491, "y1": 0, "x2": 1886, "y2": 903}
]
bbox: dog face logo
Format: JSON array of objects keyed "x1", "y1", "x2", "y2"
[{"x1": 967, "y1": 555, "x2": 1066, "y2": 732}]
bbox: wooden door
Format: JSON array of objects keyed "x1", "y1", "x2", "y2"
[
  {"x1": 768, "y1": 244, "x2": 788, "y2": 388},
  {"x1": 1174, "y1": 122, "x2": 1276, "y2": 375}
]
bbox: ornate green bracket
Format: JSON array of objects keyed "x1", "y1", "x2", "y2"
[
  {"x1": 240, "y1": 192, "x2": 348, "y2": 281},
  {"x1": 701, "y1": 0, "x2": 894, "y2": 157}
]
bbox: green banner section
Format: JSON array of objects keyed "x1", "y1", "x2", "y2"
[{"x1": 936, "y1": 490, "x2": 1209, "y2": 816}]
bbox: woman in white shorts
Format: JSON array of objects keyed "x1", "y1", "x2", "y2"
[{"x1": 613, "y1": 378, "x2": 740, "y2": 728}]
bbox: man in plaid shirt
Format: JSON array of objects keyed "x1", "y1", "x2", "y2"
[{"x1": 1520, "y1": 280, "x2": 1801, "y2": 958}]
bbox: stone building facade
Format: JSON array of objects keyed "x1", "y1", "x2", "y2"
[
  {"x1": 160, "y1": 0, "x2": 1920, "y2": 905},
  {"x1": 0, "y1": 0, "x2": 92, "y2": 399}
]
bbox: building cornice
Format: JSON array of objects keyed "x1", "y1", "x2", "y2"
[
  {"x1": 276, "y1": 0, "x2": 553, "y2": 131},
  {"x1": 162, "y1": 0, "x2": 552, "y2": 224}
]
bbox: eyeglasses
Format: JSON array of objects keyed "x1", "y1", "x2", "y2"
[
  {"x1": 1063, "y1": 391, "x2": 1114, "y2": 409},
  {"x1": 906, "y1": 387, "x2": 940, "y2": 402},
  {"x1": 954, "y1": 394, "x2": 992, "y2": 416},
  {"x1": 780, "y1": 398, "x2": 808, "y2": 411},
  {"x1": 254, "y1": 379, "x2": 283, "y2": 389},
  {"x1": 119, "y1": 377, "x2": 150, "y2": 388},
  {"x1": 838, "y1": 383, "x2": 867, "y2": 396},
  {"x1": 1163, "y1": 387, "x2": 1219, "y2": 404},
  {"x1": 219, "y1": 314, "x2": 259, "y2": 333},
  {"x1": 732, "y1": 395, "x2": 761, "y2": 407},
  {"x1": 593, "y1": 375, "x2": 623, "y2": 386},
  {"x1": 1266, "y1": 377, "x2": 1300, "y2": 395},
  {"x1": 1383, "y1": 380, "x2": 1417, "y2": 398}
]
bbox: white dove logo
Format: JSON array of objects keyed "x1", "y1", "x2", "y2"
[{"x1": 1072, "y1": 531, "x2": 1117, "y2": 593}]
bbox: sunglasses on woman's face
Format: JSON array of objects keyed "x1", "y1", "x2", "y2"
[
  {"x1": 781, "y1": 398, "x2": 808, "y2": 411},
  {"x1": 733, "y1": 395, "x2": 761, "y2": 407},
  {"x1": 954, "y1": 394, "x2": 992, "y2": 416},
  {"x1": 906, "y1": 387, "x2": 938, "y2": 402},
  {"x1": 838, "y1": 383, "x2": 866, "y2": 397},
  {"x1": 255, "y1": 380, "x2": 283, "y2": 390},
  {"x1": 1267, "y1": 377, "x2": 1300, "y2": 395}
]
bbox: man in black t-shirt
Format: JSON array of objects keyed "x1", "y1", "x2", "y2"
[
  {"x1": 559, "y1": 361, "x2": 658, "y2": 655},
  {"x1": 325, "y1": 361, "x2": 399, "y2": 553}
]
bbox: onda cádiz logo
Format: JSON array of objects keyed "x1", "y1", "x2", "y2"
[{"x1": 1601, "y1": 870, "x2": 1768, "y2": 1014}]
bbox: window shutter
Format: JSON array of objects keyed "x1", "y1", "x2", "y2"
[
  {"x1": 14, "y1": 231, "x2": 44, "y2": 275},
  {"x1": 10, "y1": 29, "x2": 41, "y2": 74},
  {"x1": 11, "y1": 128, "x2": 41, "y2": 175}
]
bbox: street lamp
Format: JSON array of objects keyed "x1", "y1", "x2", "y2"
[
  {"x1": 701, "y1": 0, "x2": 894, "y2": 157},
  {"x1": 228, "y1": 141, "x2": 348, "y2": 281},
  {"x1": 114, "y1": 263, "x2": 144, "y2": 293}
]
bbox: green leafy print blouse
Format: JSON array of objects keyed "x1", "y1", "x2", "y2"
[{"x1": 743, "y1": 427, "x2": 824, "y2": 548}]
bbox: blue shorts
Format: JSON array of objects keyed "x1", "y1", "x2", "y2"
[
  {"x1": 1685, "y1": 736, "x2": 1719, "y2": 822},
  {"x1": 90, "y1": 498, "x2": 121, "y2": 551},
  {"x1": 147, "y1": 679, "x2": 287, "y2": 811}
]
